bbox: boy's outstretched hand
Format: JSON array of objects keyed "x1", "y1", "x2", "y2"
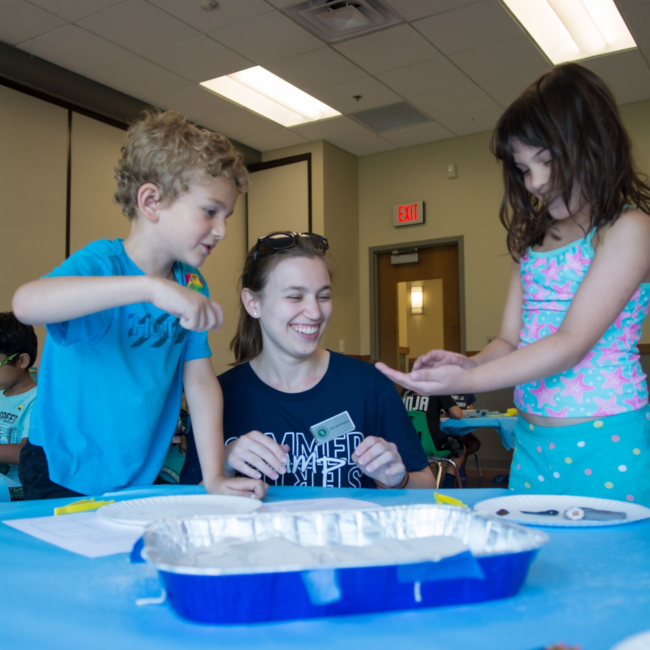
[
  {"x1": 151, "y1": 278, "x2": 224, "y2": 331},
  {"x1": 206, "y1": 476, "x2": 269, "y2": 500}
]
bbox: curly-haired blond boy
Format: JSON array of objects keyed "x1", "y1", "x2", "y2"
[{"x1": 12, "y1": 111, "x2": 266, "y2": 500}]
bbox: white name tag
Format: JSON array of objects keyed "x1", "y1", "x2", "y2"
[{"x1": 309, "y1": 411, "x2": 356, "y2": 445}]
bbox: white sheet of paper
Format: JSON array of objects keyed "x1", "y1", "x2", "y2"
[
  {"x1": 2, "y1": 512, "x2": 144, "y2": 558},
  {"x1": 258, "y1": 497, "x2": 378, "y2": 514}
]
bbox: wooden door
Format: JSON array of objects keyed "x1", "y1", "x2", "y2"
[{"x1": 377, "y1": 244, "x2": 460, "y2": 370}]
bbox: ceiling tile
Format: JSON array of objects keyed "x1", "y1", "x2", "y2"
[
  {"x1": 147, "y1": 85, "x2": 235, "y2": 120},
  {"x1": 333, "y1": 24, "x2": 441, "y2": 75},
  {"x1": 436, "y1": 104, "x2": 503, "y2": 136},
  {"x1": 376, "y1": 57, "x2": 472, "y2": 100},
  {"x1": 292, "y1": 116, "x2": 397, "y2": 156},
  {"x1": 146, "y1": 0, "x2": 274, "y2": 33},
  {"x1": 145, "y1": 36, "x2": 251, "y2": 83},
  {"x1": 411, "y1": 83, "x2": 503, "y2": 121},
  {"x1": 450, "y1": 36, "x2": 550, "y2": 83},
  {"x1": 478, "y1": 69, "x2": 547, "y2": 108},
  {"x1": 77, "y1": 0, "x2": 200, "y2": 55},
  {"x1": 266, "y1": 48, "x2": 367, "y2": 93},
  {"x1": 0, "y1": 0, "x2": 66, "y2": 45},
  {"x1": 413, "y1": 0, "x2": 522, "y2": 56},
  {"x1": 310, "y1": 75, "x2": 402, "y2": 114},
  {"x1": 581, "y1": 49, "x2": 650, "y2": 105},
  {"x1": 238, "y1": 128, "x2": 310, "y2": 152},
  {"x1": 381, "y1": 121, "x2": 454, "y2": 146},
  {"x1": 623, "y1": 5, "x2": 650, "y2": 47},
  {"x1": 90, "y1": 57, "x2": 192, "y2": 100},
  {"x1": 25, "y1": 0, "x2": 126, "y2": 21},
  {"x1": 263, "y1": 0, "x2": 305, "y2": 7},
  {"x1": 384, "y1": 0, "x2": 482, "y2": 21},
  {"x1": 201, "y1": 109, "x2": 280, "y2": 141},
  {"x1": 18, "y1": 25, "x2": 133, "y2": 76},
  {"x1": 209, "y1": 11, "x2": 323, "y2": 64}
]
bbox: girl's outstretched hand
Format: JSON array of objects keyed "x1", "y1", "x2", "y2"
[
  {"x1": 376, "y1": 362, "x2": 472, "y2": 396},
  {"x1": 412, "y1": 350, "x2": 476, "y2": 371}
]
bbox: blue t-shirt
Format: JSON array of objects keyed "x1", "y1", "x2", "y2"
[
  {"x1": 29, "y1": 239, "x2": 211, "y2": 495},
  {"x1": 181, "y1": 352, "x2": 428, "y2": 488},
  {"x1": 0, "y1": 386, "x2": 37, "y2": 483}
]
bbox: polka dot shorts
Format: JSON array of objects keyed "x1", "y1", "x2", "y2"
[{"x1": 509, "y1": 406, "x2": 650, "y2": 504}]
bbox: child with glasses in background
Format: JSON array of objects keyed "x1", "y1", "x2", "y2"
[
  {"x1": 181, "y1": 232, "x2": 435, "y2": 490},
  {"x1": 12, "y1": 111, "x2": 266, "y2": 500},
  {"x1": 0, "y1": 312, "x2": 38, "y2": 498}
]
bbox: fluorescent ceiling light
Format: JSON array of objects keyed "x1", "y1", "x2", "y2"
[
  {"x1": 200, "y1": 67, "x2": 341, "y2": 128},
  {"x1": 502, "y1": 0, "x2": 636, "y2": 64}
]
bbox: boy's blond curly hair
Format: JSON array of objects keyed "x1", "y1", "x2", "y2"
[{"x1": 114, "y1": 110, "x2": 248, "y2": 220}]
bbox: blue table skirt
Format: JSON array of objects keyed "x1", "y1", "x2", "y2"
[
  {"x1": 441, "y1": 416, "x2": 517, "y2": 450},
  {"x1": 2, "y1": 486, "x2": 649, "y2": 650}
]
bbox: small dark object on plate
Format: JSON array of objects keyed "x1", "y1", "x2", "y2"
[
  {"x1": 521, "y1": 509, "x2": 560, "y2": 516},
  {"x1": 496, "y1": 509, "x2": 509, "y2": 516}
]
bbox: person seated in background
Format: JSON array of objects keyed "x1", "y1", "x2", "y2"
[
  {"x1": 0, "y1": 312, "x2": 38, "y2": 498},
  {"x1": 181, "y1": 232, "x2": 435, "y2": 490},
  {"x1": 450, "y1": 393, "x2": 476, "y2": 410},
  {"x1": 450, "y1": 393, "x2": 482, "y2": 461},
  {"x1": 401, "y1": 389, "x2": 464, "y2": 488}
]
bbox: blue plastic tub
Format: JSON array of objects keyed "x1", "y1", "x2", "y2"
[{"x1": 143, "y1": 504, "x2": 547, "y2": 624}]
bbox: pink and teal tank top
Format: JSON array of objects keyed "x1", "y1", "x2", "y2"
[{"x1": 515, "y1": 229, "x2": 650, "y2": 417}]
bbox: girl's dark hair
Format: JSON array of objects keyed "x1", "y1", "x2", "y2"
[
  {"x1": 491, "y1": 62, "x2": 650, "y2": 259},
  {"x1": 0, "y1": 312, "x2": 38, "y2": 368},
  {"x1": 231, "y1": 235, "x2": 333, "y2": 365}
]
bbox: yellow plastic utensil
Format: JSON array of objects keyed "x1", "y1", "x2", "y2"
[
  {"x1": 54, "y1": 498, "x2": 115, "y2": 516},
  {"x1": 434, "y1": 492, "x2": 468, "y2": 508}
]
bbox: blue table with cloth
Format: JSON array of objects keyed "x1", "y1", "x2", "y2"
[
  {"x1": 2, "y1": 485, "x2": 649, "y2": 650},
  {"x1": 441, "y1": 415, "x2": 518, "y2": 450}
]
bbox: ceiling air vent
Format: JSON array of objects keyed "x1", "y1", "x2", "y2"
[
  {"x1": 282, "y1": 0, "x2": 404, "y2": 44},
  {"x1": 351, "y1": 102, "x2": 431, "y2": 133}
]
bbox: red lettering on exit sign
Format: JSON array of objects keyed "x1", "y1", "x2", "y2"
[{"x1": 393, "y1": 201, "x2": 425, "y2": 227}]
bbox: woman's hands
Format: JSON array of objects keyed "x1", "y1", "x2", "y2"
[
  {"x1": 352, "y1": 436, "x2": 407, "y2": 487},
  {"x1": 376, "y1": 349, "x2": 477, "y2": 396},
  {"x1": 224, "y1": 431, "x2": 290, "y2": 481}
]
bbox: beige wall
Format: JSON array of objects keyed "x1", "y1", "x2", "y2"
[
  {"x1": 70, "y1": 113, "x2": 128, "y2": 253},
  {"x1": 0, "y1": 85, "x2": 69, "y2": 363},
  {"x1": 358, "y1": 98, "x2": 650, "y2": 356},
  {"x1": 322, "y1": 141, "x2": 360, "y2": 355},
  {"x1": 247, "y1": 160, "x2": 309, "y2": 249},
  {"x1": 202, "y1": 196, "x2": 247, "y2": 375},
  {"x1": 359, "y1": 130, "x2": 507, "y2": 355}
]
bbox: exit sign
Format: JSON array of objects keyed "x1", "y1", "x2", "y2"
[{"x1": 393, "y1": 201, "x2": 425, "y2": 227}]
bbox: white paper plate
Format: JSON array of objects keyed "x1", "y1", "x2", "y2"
[
  {"x1": 611, "y1": 630, "x2": 650, "y2": 650},
  {"x1": 98, "y1": 495, "x2": 262, "y2": 527},
  {"x1": 474, "y1": 494, "x2": 650, "y2": 527}
]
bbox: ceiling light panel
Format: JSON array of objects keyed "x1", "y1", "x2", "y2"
[
  {"x1": 502, "y1": 0, "x2": 637, "y2": 64},
  {"x1": 200, "y1": 67, "x2": 341, "y2": 127}
]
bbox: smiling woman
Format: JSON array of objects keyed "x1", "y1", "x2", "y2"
[{"x1": 180, "y1": 232, "x2": 435, "y2": 490}]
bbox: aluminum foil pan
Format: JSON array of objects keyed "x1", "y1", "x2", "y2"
[
  {"x1": 144, "y1": 504, "x2": 548, "y2": 575},
  {"x1": 142, "y1": 504, "x2": 548, "y2": 623}
]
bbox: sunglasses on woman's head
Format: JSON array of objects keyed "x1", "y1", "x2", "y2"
[{"x1": 248, "y1": 231, "x2": 329, "y2": 285}]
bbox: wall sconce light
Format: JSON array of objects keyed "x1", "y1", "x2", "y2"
[{"x1": 411, "y1": 286, "x2": 423, "y2": 315}]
